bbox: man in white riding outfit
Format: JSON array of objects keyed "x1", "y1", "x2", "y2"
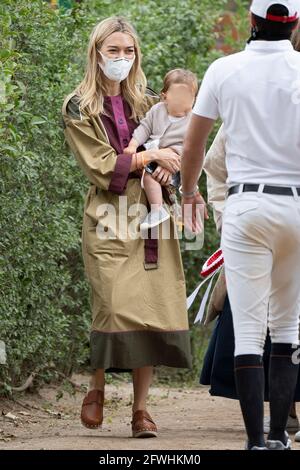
[{"x1": 181, "y1": 0, "x2": 300, "y2": 450}]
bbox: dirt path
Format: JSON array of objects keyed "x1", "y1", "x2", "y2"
[{"x1": 1, "y1": 373, "x2": 299, "y2": 451}]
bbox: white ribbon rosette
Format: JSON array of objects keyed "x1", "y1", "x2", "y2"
[{"x1": 187, "y1": 248, "x2": 224, "y2": 324}]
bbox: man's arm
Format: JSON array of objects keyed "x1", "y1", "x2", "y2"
[
  {"x1": 181, "y1": 114, "x2": 216, "y2": 194},
  {"x1": 180, "y1": 115, "x2": 215, "y2": 230},
  {"x1": 180, "y1": 60, "x2": 220, "y2": 231}
]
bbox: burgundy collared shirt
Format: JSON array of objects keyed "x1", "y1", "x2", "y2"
[
  {"x1": 101, "y1": 95, "x2": 158, "y2": 266},
  {"x1": 101, "y1": 95, "x2": 141, "y2": 195}
]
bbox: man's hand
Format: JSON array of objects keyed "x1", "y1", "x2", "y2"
[{"x1": 181, "y1": 191, "x2": 209, "y2": 234}]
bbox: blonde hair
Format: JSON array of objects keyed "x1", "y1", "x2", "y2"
[
  {"x1": 74, "y1": 17, "x2": 148, "y2": 121},
  {"x1": 161, "y1": 69, "x2": 199, "y2": 95}
]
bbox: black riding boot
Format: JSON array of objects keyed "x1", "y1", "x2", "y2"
[
  {"x1": 268, "y1": 343, "x2": 300, "y2": 446},
  {"x1": 235, "y1": 354, "x2": 266, "y2": 449}
]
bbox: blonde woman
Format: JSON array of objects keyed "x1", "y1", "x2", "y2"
[{"x1": 62, "y1": 17, "x2": 192, "y2": 438}]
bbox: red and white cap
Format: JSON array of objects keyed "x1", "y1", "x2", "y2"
[{"x1": 250, "y1": 0, "x2": 300, "y2": 22}]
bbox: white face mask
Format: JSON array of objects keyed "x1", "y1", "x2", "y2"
[{"x1": 98, "y1": 51, "x2": 135, "y2": 82}]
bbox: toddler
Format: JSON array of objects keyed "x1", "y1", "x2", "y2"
[{"x1": 124, "y1": 68, "x2": 198, "y2": 230}]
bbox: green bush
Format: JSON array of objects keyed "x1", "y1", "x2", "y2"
[
  {"x1": 0, "y1": 0, "x2": 236, "y2": 394},
  {"x1": 0, "y1": 1, "x2": 91, "y2": 393}
]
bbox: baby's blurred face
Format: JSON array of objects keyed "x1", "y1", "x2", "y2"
[{"x1": 162, "y1": 84, "x2": 195, "y2": 117}]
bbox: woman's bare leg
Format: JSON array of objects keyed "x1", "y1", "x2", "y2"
[
  {"x1": 89, "y1": 368, "x2": 105, "y2": 392},
  {"x1": 81, "y1": 369, "x2": 105, "y2": 429},
  {"x1": 132, "y1": 366, "x2": 153, "y2": 413}
]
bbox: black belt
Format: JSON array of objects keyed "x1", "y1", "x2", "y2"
[{"x1": 228, "y1": 184, "x2": 300, "y2": 197}]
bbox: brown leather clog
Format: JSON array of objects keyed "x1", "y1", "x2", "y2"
[
  {"x1": 81, "y1": 389, "x2": 104, "y2": 429},
  {"x1": 131, "y1": 410, "x2": 157, "y2": 438}
]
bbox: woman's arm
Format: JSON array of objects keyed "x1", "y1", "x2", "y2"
[
  {"x1": 146, "y1": 148, "x2": 181, "y2": 173},
  {"x1": 129, "y1": 147, "x2": 181, "y2": 176},
  {"x1": 203, "y1": 124, "x2": 228, "y2": 233},
  {"x1": 63, "y1": 94, "x2": 135, "y2": 195},
  {"x1": 63, "y1": 95, "x2": 180, "y2": 192}
]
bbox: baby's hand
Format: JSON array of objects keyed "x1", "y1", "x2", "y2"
[
  {"x1": 124, "y1": 138, "x2": 138, "y2": 154},
  {"x1": 124, "y1": 145, "x2": 137, "y2": 154}
]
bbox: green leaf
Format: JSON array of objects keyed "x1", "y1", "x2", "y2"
[{"x1": 31, "y1": 117, "x2": 46, "y2": 125}]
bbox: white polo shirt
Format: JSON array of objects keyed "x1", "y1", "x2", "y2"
[{"x1": 193, "y1": 40, "x2": 300, "y2": 186}]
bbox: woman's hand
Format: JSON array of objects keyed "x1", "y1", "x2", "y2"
[
  {"x1": 151, "y1": 166, "x2": 172, "y2": 186},
  {"x1": 145, "y1": 148, "x2": 181, "y2": 174}
]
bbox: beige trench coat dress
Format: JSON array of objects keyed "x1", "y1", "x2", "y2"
[{"x1": 61, "y1": 90, "x2": 192, "y2": 370}]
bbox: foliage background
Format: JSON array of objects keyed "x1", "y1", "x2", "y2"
[{"x1": 0, "y1": 0, "x2": 250, "y2": 394}]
